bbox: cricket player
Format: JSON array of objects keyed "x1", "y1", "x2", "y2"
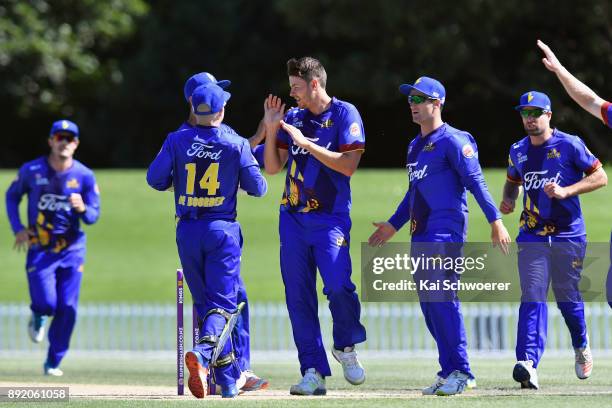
[
  {"x1": 147, "y1": 83, "x2": 267, "y2": 398},
  {"x1": 182, "y1": 72, "x2": 266, "y2": 167},
  {"x1": 368, "y1": 76, "x2": 511, "y2": 396},
  {"x1": 262, "y1": 57, "x2": 367, "y2": 395},
  {"x1": 5, "y1": 119, "x2": 100, "y2": 376},
  {"x1": 179, "y1": 72, "x2": 268, "y2": 391},
  {"x1": 500, "y1": 90, "x2": 607, "y2": 389},
  {"x1": 537, "y1": 40, "x2": 612, "y2": 309}
]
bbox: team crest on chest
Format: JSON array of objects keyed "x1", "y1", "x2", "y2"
[
  {"x1": 423, "y1": 142, "x2": 435, "y2": 152},
  {"x1": 66, "y1": 178, "x2": 80, "y2": 189},
  {"x1": 320, "y1": 119, "x2": 334, "y2": 128},
  {"x1": 547, "y1": 148, "x2": 561, "y2": 159}
]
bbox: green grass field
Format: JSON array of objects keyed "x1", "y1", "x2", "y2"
[
  {"x1": 1, "y1": 355, "x2": 611, "y2": 407},
  {"x1": 0, "y1": 168, "x2": 610, "y2": 302}
]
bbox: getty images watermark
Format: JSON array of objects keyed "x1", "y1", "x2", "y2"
[{"x1": 361, "y1": 242, "x2": 611, "y2": 302}]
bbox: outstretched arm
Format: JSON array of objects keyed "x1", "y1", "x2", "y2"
[{"x1": 537, "y1": 40, "x2": 607, "y2": 120}]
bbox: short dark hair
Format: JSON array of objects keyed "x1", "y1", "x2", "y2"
[{"x1": 287, "y1": 57, "x2": 327, "y2": 89}]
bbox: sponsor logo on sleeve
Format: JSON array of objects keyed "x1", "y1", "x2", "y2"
[
  {"x1": 349, "y1": 122, "x2": 361, "y2": 137},
  {"x1": 462, "y1": 144, "x2": 475, "y2": 158}
]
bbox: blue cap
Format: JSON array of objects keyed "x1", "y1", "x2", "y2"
[
  {"x1": 399, "y1": 76, "x2": 446, "y2": 104},
  {"x1": 191, "y1": 84, "x2": 231, "y2": 116},
  {"x1": 183, "y1": 72, "x2": 231, "y2": 102},
  {"x1": 49, "y1": 120, "x2": 79, "y2": 138},
  {"x1": 515, "y1": 91, "x2": 552, "y2": 111}
]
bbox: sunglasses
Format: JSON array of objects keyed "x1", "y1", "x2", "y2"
[
  {"x1": 520, "y1": 109, "x2": 549, "y2": 118},
  {"x1": 408, "y1": 95, "x2": 436, "y2": 104},
  {"x1": 52, "y1": 133, "x2": 77, "y2": 143}
]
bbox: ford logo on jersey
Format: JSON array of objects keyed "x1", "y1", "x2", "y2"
[
  {"x1": 406, "y1": 163, "x2": 428, "y2": 182},
  {"x1": 291, "y1": 137, "x2": 331, "y2": 156},
  {"x1": 523, "y1": 170, "x2": 561, "y2": 190},
  {"x1": 38, "y1": 194, "x2": 71, "y2": 212},
  {"x1": 187, "y1": 142, "x2": 222, "y2": 160}
]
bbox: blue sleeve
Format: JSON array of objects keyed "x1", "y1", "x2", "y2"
[
  {"x1": 447, "y1": 133, "x2": 501, "y2": 223},
  {"x1": 239, "y1": 140, "x2": 267, "y2": 197},
  {"x1": 147, "y1": 138, "x2": 174, "y2": 191},
  {"x1": 388, "y1": 190, "x2": 411, "y2": 231},
  {"x1": 80, "y1": 171, "x2": 100, "y2": 225},
  {"x1": 506, "y1": 152, "x2": 523, "y2": 185},
  {"x1": 252, "y1": 144, "x2": 265, "y2": 168},
  {"x1": 338, "y1": 105, "x2": 366, "y2": 152},
  {"x1": 572, "y1": 137, "x2": 602, "y2": 175},
  {"x1": 5, "y1": 166, "x2": 28, "y2": 234}
]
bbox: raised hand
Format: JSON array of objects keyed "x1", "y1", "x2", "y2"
[
  {"x1": 263, "y1": 94, "x2": 286, "y2": 127},
  {"x1": 537, "y1": 40, "x2": 563, "y2": 73}
]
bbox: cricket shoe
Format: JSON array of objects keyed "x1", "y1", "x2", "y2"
[
  {"x1": 289, "y1": 368, "x2": 326, "y2": 396},
  {"x1": 208, "y1": 371, "x2": 248, "y2": 395},
  {"x1": 221, "y1": 382, "x2": 239, "y2": 398},
  {"x1": 242, "y1": 370, "x2": 269, "y2": 391},
  {"x1": 332, "y1": 346, "x2": 365, "y2": 385},
  {"x1": 185, "y1": 351, "x2": 209, "y2": 398},
  {"x1": 43, "y1": 362, "x2": 63, "y2": 377},
  {"x1": 423, "y1": 375, "x2": 476, "y2": 395},
  {"x1": 422, "y1": 376, "x2": 446, "y2": 395},
  {"x1": 513, "y1": 360, "x2": 539, "y2": 389},
  {"x1": 435, "y1": 370, "x2": 469, "y2": 396},
  {"x1": 28, "y1": 313, "x2": 46, "y2": 343},
  {"x1": 575, "y1": 342, "x2": 593, "y2": 379}
]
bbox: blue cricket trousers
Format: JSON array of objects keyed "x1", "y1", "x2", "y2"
[{"x1": 279, "y1": 211, "x2": 366, "y2": 377}]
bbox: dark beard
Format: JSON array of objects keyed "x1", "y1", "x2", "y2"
[{"x1": 525, "y1": 126, "x2": 544, "y2": 136}]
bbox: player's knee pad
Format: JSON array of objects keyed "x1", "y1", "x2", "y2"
[
  {"x1": 197, "y1": 308, "x2": 233, "y2": 342},
  {"x1": 214, "y1": 351, "x2": 236, "y2": 368}
]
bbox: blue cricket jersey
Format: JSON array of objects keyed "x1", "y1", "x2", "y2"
[
  {"x1": 178, "y1": 122, "x2": 265, "y2": 168},
  {"x1": 388, "y1": 123, "x2": 500, "y2": 238},
  {"x1": 276, "y1": 97, "x2": 365, "y2": 214},
  {"x1": 506, "y1": 129, "x2": 601, "y2": 237},
  {"x1": 147, "y1": 125, "x2": 267, "y2": 221},
  {"x1": 5, "y1": 157, "x2": 100, "y2": 252}
]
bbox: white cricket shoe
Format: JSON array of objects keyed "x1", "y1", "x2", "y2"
[
  {"x1": 331, "y1": 346, "x2": 365, "y2": 385},
  {"x1": 423, "y1": 374, "x2": 475, "y2": 395},
  {"x1": 289, "y1": 368, "x2": 326, "y2": 396},
  {"x1": 44, "y1": 363, "x2": 63, "y2": 377},
  {"x1": 422, "y1": 375, "x2": 446, "y2": 395},
  {"x1": 435, "y1": 370, "x2": 469, "y2": 396},
  {"x1": 28, "y1": 313, "x2": 46, "y2": 343},
  {"x1": 575, "y1": 343, "x2": 593, "y2": 379},
  {"x1": 513, "y1": 360, "x2": 539, "y2": 389}
]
